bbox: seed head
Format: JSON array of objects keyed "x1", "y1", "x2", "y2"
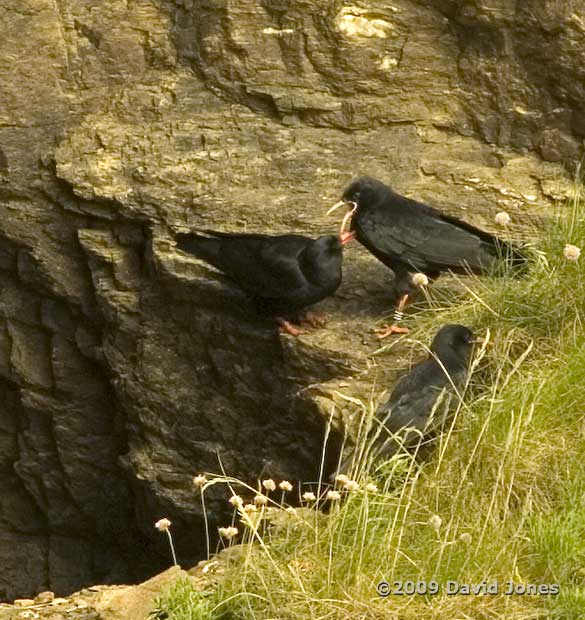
[
  {"x1": 411, "y1": 272, "x2": 429, "y2": 288},
  {"x1": 285, "y1": 507, "x2": 297, "y2": 515},
  {"x1": 428, "y1": 514, "x2": 442, "y2": 532},
  {"x1": 228, "y1": 495, "x2": 244, "y2": 508},
  {"x1": 193, "y1": 475, "x2": 207, "y2": 487},
  {"x1": 459, "y1": 532, "x2": 472, "y2": 545},
  {"x1": 495, "y1": 211, "x2": 511, "y2": 226},
  {"x1": 302, "y1": 491, "x2": 316, "y2": 502},
  {"x1": 334, "y1": 474, "x2": 349, "y2": 485},
  {"x1": 254, "y1": 494, "x2": 268, "y2": 506},
  {"x1": 326, "y1": 490, "x2": 341, "y2": 501},
  {"x1": 563, "y1": 244, "x2": 581, "y2": 261},
  {"x1": 278, "y1": 480, "x2": 293, "y2": 492},
  {"x1": 218, "y1": 526, "x2": 238, "y2": 540},
  {"x1": 343, "y1": 480, "x2": 360, "y2": 492},
  {"x1": 262, "y1": 478, "x2": 277, "y2": 492},
  {"x1": 365, "y1": 483, "x2": 378, "y2": 493},
  {"x1": 154, "y1": 518, "x2": 171, "y2": 532},
  {"x1": 243, "y1": 503, "x2": 257, "y2": 513}
]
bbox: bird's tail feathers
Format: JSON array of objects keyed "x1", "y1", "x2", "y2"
[
  {"x1": 174, "y1": 232, "x2": 223, "y2": 265},
  {"x1": 439, "y1": 212, "x2": 528, "y2": 274},
  {"x1": 484, "y1": 238, "x2": 529, "y2": 276}
]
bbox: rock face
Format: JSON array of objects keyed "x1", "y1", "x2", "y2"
[{"x1": 0, "y1": 0, "x2": 581, "y2": 600}]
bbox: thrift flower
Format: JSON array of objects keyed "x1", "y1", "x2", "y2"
[
  {"x1": 262, "y1": 479, "x2": 277, "y2": 492},
  {"x1": 154, "y1": 518, "x2": 177, "y2": 565},
  {"x1": 154, "y1": 518, "x2": 171, "y2": 532},
  {"x1": 429, "y1": 514, "x2": 442, "y2": 532},
  {"x1": 326, "y1": 490, "x2": 341, "y2": 501},
  {"x1": 412, "y1": 272, "x2": 429, "y2": 287},
  {"x1": 563, "y1": 244, "x2": 580, "y2": 261},
  {"x1": 228, "y1": 495, "x2": 244, "y2": 508},
  {"x1": 218, "y1": 526, "x2": 238, "y2": 540},
  {"x1": 278, "y1": 480, "x2": 293, "y2": 492},
  {"x1": 302, "y1": 492, "x2": 316, "y2": 502},
  {"x1": 495, "y1": 211, "x2": 511, "y2": 226},
  {"x1": 193, "y1": 475, "x2": 207, "y2": 487}
]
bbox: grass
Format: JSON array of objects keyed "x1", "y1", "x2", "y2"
[
  {"x1": 155, "y1": 188, "x2": 585, "y2": 619},
  {"x1": 150, "y1": 579, "x2": 217, "y2": 620}
]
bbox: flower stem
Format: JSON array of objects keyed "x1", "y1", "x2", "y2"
[
  {"x1": 166, "y1": 530, "x2": 178, "y2": 566},
  {"x1": 201, "y1": 491, "x2": 210, "y2": 560}
]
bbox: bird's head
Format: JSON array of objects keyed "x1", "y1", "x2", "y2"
[
  {"x1": 311, "y1": 231, "x2": 356, "y2": 255},
  {"x1": 300, "y1": 235, "x2": 347, "y2": 283},
  {"x1": 341, "y1": 176, "x2": 389, "y2": 207},
  {"x1": 430, "y1": 324, "x2": 483, "y2": 366},
  {"x1": 314, "y1": 235, "x2": 343, "y2": 254},
  {"x1": 305, "y1": 234, "x2": 350, "y2": 263},
  {"x1": 327, "y1": 176, "x2": 390, "y2": 235}
]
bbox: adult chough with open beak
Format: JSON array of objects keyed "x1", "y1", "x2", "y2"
[{"x1": 328, "y1": 176, "x2": 525, "y2": 338}]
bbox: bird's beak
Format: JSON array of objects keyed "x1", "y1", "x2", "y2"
[
  {"x1": 326, "y1": 200, "x2": 349, "y2": 216},
  {"x1": 340, "y1": 231, "x2": 357, "y2": 245},
  {"x1": 327, "y1": 200, "x2": 357, "y2": 235},
  {"x1": 470, "y1": 337, "x2": 489, "y2": 345}
]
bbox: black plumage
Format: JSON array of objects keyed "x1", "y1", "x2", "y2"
[
  {"x1": 330, "y1": 176, "x2": 525, "y2": 336},
  {"x1": 174, "y1": 229, "x2": 352, "y2": 334},
  {"x1": 336, "y1": 324, "x2": 479, "y2": 476}
]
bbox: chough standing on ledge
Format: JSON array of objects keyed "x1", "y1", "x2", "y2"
[
  {"x1": 174, "y1": 229, "x2": 356, "y2": 336},
  {"x1": 335, "y1": 324, "x2": 484, "y2": 477},
  {"x1": 328, "y1": 176, "x2": 526, "y2": 338}
]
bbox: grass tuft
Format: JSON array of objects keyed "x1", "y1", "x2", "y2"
[{"x1": 150, "y1": 579, "x2": 220, "y2": 620}]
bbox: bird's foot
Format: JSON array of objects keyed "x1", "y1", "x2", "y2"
[
  {"x1": 276, "y1": 318, "x2": 304, "y2": 337},
  {"x1": 299, "y1": 311, "x2": 329, "y2": 329},
  {"x1": 375, "y1": 324, "x2": 410, "y2": 339}
]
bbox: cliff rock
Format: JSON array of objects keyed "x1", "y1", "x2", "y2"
[{"x1": 0, "y1": 0, "x2": 581, "y2": 599}]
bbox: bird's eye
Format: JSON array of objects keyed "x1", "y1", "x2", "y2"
[{"x1": 354, "y1": 191, "x2": 361, "y2": 199}]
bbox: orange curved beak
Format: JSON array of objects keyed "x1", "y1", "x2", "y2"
[{"x1": 327, "y1": 200, "x2": 357, "y2": 235}]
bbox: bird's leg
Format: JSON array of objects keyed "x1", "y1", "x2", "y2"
[
  {"x1": 276, "y1": 317, "x2": 304, "y2": 337},
  {"x1": 376, "y1": 294, "x2": 410, "y2": 339},
  {"x1": 299, "y1": 310, "x2": 329, "y2": 329}
]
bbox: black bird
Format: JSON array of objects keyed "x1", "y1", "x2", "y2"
[
  {"x1": 336, "y1": 324, "x2": 481, "y2": 476},
  {"x1": 174, "y1": 229, "x2": 355, "y2": 335},
  {"x1": 328, "y1": 177, "x2": 525, "y2": 338}
]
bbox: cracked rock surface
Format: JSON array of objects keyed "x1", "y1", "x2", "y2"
[{"x1": 0, "y1": 0, "x2": 581, "y2": 600}]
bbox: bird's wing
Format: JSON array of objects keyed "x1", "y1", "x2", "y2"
[
  {"x1": 359, "y1": 196, "x2": 496, "y2": 273},
  {"x1": 368, "y1": 359, "x2": 466, "y2": 460},
  {"x1": 369, "y1": 386, "x2": 454, "y2": 460},
  {"x1": 384, "y1": 384, "x2": 448, "y2": 433},
  {"x1": 215, "y1": 235, "x2": 311, "y2": 299}
]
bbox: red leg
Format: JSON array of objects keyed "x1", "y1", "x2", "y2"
[
  {"x1": 375, "y1": 294, "x2": 410, "y2": 339},
  {"x1": 276, "y1": 317, "x2": 304, "y2": 337}
]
